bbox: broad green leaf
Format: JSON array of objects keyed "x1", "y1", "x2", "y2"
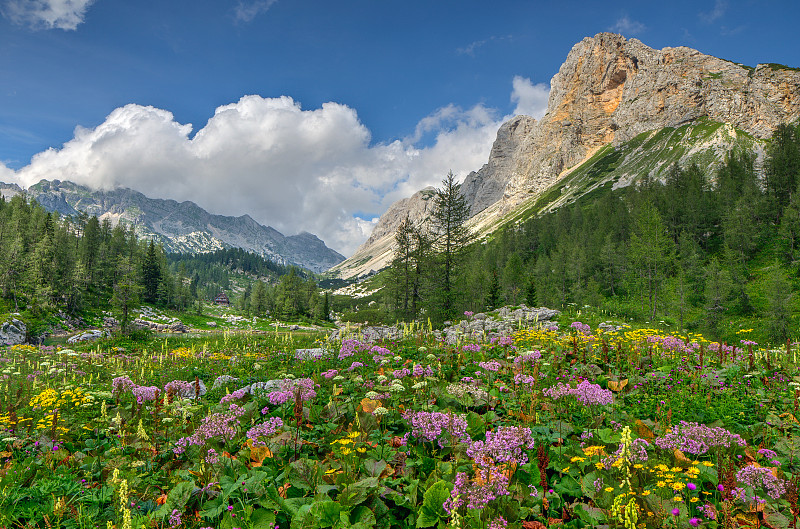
[{"x1": 309, "y1": 500, "x2": 343, "y2": 528}]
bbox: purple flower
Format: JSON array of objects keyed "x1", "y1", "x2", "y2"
[
  {"x1": 655, "y1": 421, "x2": 745, "y2": 455},
  {"x1": 687, "y1": 482, "x2": 697, "y2": 491},
  {"x1": 246, "y1": 417, "x2": 284, "y2": 446},
  {"x1": 735, "y1": 465, "x2": 786, "y2": 500},
  {"x1": 671, "y1": 508, "x2": 680, "y2": 516},
  {"x1": 406, "y1": 411, "x2": 470, "y2": 447}
]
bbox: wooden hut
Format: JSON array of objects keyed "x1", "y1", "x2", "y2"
[{"x1": 213, "y1": 291, "x2": 230, "y2": 306}]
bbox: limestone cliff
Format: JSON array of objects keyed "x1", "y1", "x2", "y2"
[{"x1": 331, "y1": 33, "x2": 800, "y2": 279}]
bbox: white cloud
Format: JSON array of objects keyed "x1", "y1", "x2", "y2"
[
  {"x1": 700, "y1": 0, "x2": 728, "y2": 23},
  {"x1": 233, "y1": 0, "x2": 278, "y2": 23},
  {"x1": 7, "y1": 95, "x2": 513, "y2": 256},
  {"x1": 456, "y1": 35, "x2": 513, "y2": 57},
  {"x1": 610, "y1": 15, "x2": 646, "y2": 36},
  {"x1": 511, "y1": 76, "x2": 550, "y2": 119},
  {"x1": 2, "y1": 0, "x2": 95, "y2": 30}
]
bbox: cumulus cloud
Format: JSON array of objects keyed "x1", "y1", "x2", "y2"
[
  {"x1": 511, "y1": 76, "x2": 550, "y2": 119},
  {"x1": 610, "y1": 15, "x2": 646, "y2": 36},
  {"x1": 233, "y1": 0, "x2": 277, "y2": 23},
  {"x1": 8, "y1": 94, "x2": 516, "y2": 256},
  {"x1": 2, "y1": 0, "x2": 95, "y2": 30}
]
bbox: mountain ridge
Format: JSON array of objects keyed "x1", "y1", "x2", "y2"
[
  {"x1": 0, "y1": 179, "x2": 344, "y2": 273},
  {"x1": 331, "y1": 32, "x2": 800, "y2": 279}
]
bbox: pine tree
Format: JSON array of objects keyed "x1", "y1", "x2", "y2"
[
  {"x1": 142, "y1": 240, "x2": 161, "y2": 304},
  {"x1": 430, "y1": 171, "x2": 472, "y2": 319}
]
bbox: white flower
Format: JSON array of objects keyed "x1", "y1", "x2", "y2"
[
  {"x1": 372, "y1": 407, "x2": 389, "y2": 416},
  {"x1": 393, "y1": 356, "x2": 402, "y2": 361},
  {"x1": 365, "y1": 391, "x2": 381, "y2": 400},
  {"x1": 412, "y1": 381, "x2": 427, "y2": 390},
  {"x1": 376, "y1": 375, "x2": 388, "y2": 383},
  {"x1": 333, "y1": 375, "x2": 345, "y2": 381}
]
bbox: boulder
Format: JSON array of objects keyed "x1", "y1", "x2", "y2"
[
  {"x1": 0, "y1": 318, "x2": 26, "y2": 345},
  {"x1": 67, "y1": 329, "x2": 106, "y2": 344}
]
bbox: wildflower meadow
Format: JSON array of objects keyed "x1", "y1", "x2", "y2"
[{"x1": 1, "y1": 319, "x2": 799, "y2": 529}]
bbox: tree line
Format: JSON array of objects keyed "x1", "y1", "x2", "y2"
[
  {"x1": 384, "y1": 123, "x2": 800, "y2": 342},
  {"x1": 0, "y1": 197, "x2": 329, "y2": 329}
]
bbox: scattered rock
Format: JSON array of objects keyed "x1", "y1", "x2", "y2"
[
  {"x1": 68, "y1": 330, "x2": 106, "y2": 344},
  {"x1": 207, "y1": 322, "x2": 217, "y2": 327},
  {"x1": 0, "y1": 318, "x2": 26, "y2": 345},
  {"x1": 294, "y1": 348, "x2": 328, "y2": 361},
  {"x1": 439, "y1": 305, "x2": 560, "y2": 344}
]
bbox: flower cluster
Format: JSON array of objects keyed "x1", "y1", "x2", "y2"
[
  {"x1": 544, "y1": 380, "x2": 613, "y2": 406},
  {"x1": 406, "y1": 411, "x2": 470, "y2": 447},
  {"x1": 603, "y1": 438, "x2": 649, "y2": 468},
  {"x1": 570, "y1": 321, "x2": 591, "y2": 335},
  {"x1": 735, "y1": 465, "x2": 786, "y2": 501},
  {"x1": 654, "y1": 421, "x2": 746, "y2": 455},
  {"x1": 173, "y1": 404, "x2": 246, "y2": 455},
  {"x1": 246, "y1": 417, "x2": 284, "y2": 446},
  {"x1": 266, "y1": 378, "x2": 317, "y2": 406},
  {"x1": 477, "y1": 360, "x2": 501, "y2": 372},
  {"x1": 445, "y1": 426, "x2": 535, "y2": 513}
]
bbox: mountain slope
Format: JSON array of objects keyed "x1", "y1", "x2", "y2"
[
  {"x1": 332, "y1": 33, "x2": 800, "y2": 279},
  {"x1": 1, "y1": 179, "x2": 344, "y2": 273}
]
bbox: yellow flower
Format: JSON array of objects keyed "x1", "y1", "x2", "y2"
[
  {"x1": 562, "y1": 467, "x2": 570, "y2": 473},
  {"x1": 641, "y1": 490, "x2": 651, "y2": 496},
  {"x1": 570, "y1": 456, "x2": 586, "y2": 463},
  {"x1": 340, "y1": 448, "x2": 352, "y2": 456},
  {"x1": 690, "y1": 497, "x2": 699, "y2": 503},
  {"x1": 673, "y1": 496, "x2": 682, "y2": 502},
  {"x1": 633, "y1": 464, "x2": 643, "y2": 469},
  {"x1": 595, "y1": 462, "x2": 605, "y2": 470},
  {"x1": 702, "y1": 461, "x2": 714, "y2": 467},
  {"x1": 605, "y1": 487, "x2": 615, "y2": 492},
  {"x1": 657, "y1": 481, "x2": 667, "y2": 488}
]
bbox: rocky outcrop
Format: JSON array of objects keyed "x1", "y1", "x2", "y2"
[
  {"x1": 68, "y1": 330, "x2": 107, "y2": 344},
  {"x1": 335, "y1": 33, "x2": 800, "y2": 277},
  {"x1": 464, "y1": 33, "x2": 800, "y2": 220},
  {"x1": 438, "y1": 305, "x2": 560, "y2": 344},
  {"x1": 329, "y1": 186, "x2": 438, "y2": 279},
  {"x1": 0, "y1": 318, "x2": 26, "y2": 345}
]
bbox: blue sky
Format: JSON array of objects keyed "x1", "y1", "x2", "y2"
[{"x1": 1, "y1": 0, "x2": 799, "y2": 254}]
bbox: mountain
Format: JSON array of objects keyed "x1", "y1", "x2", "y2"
[
  {"x1": 331, "y1": 33, "x2": 800, "y2": 279},
  {"x1": 0, "y1": 179, "x2": 344, "y2": 273}
]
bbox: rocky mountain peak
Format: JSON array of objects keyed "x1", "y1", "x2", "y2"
[{"x1": 331, "y1": 33, "x2": 800, "y2": 279}]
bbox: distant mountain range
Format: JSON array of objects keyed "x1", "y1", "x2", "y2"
[
  {"x1": 0, "y1": 179, "x2": 344, "y2": 273},
  {"x1": 330, "y1": 32, "x2": 800, "y2": 279}
]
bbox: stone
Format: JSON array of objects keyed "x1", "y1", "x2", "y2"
[
  {"x1": 207, "y1": 322, "x2": 217, "y2": 327},
  {"x1": 68, "y1": 329, "x2": 106, "y2": 344},
  {"x1": 0, "y1": 318, "x2": 26, "y2": 345}
]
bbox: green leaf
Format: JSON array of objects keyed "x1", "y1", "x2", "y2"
[
  {"x1": 465, "y1": 411, "x2": 485, "y2": 438},
  {"x1": 338, "y1": 477, "x2": 379, "y2": 507},
  {"x1": 155, "y1": 480, "x2": 195, "y2": 517},
  {"x1": 310, "y1": 500, "x2": 343, "y2": 528},
  {"x1": 552, "y1": 475, "x2": 582, "y2": 498},
  {"x1": 415, "y1": 509, "x2": 440, "y2": 528},
  {"x1": 416, "y1": 480, "x2": 453, "y2": 527},
  {"x1": 250, "y1": 508, "x2": 277, "y2": 529},
  {"x1": 573, "y1": 502, "x2": 604, "y2": 524}
]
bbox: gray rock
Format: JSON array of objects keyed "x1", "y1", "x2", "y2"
[
  {"x1": 0, "y1": 318, "x2": 26, "y2": 345},
  {"x1": 294, "y1": 348, "x2": 328, "y2": 361},
  {"x1": 67, "y1": 329, "x2": 106, "y2": 344}
]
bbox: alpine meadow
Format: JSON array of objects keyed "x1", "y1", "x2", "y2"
[{"x1": 4, "y1": 8, "x2": 800, "y2": 529}]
